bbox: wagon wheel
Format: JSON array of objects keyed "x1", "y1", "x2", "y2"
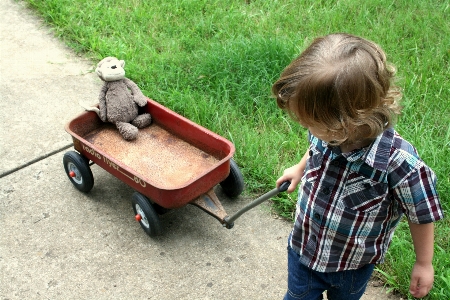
[
  {"x1": 220, "y1": 158, "x2": 244, "y2": 198},
  {"x1": 63, "y1": 151, "x2": 94, "y2": 193},
  {"x1": 131, "y1": 192, "x2": 162, "y2": 237}
]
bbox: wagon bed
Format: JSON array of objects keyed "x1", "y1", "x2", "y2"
[
  {"x1": 65, "y1": 98, "x2": 238, "y2": 211},
  {"x1": 83, "y1": 123, "x2": 220, "y2": 190}
]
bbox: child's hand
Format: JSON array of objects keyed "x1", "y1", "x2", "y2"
[
  {"x1": 276, "y1": 153, "x2": 309, "y2": 193},
  {"x1": 276, "y1": 164, "x2": 303, "y2": 193},
  {"x1": 276, "y1": 149, "x2": 310, "y2": 193},
  {"x1": 409, "y1": 261, "x2": 434, "y2": 298}
]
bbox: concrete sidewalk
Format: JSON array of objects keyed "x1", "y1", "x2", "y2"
[{"x1": 0, "y1": 1, "x2": 401, "y2": 299}]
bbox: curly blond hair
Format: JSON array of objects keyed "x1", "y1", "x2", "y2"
[{"x1": 273, "y1": 33, "x2": 402, "y2": 145}]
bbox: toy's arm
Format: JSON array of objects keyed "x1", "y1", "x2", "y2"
[
  {"x1": 79, "y1": 102, "x2": 100, "y2": 115},
  {"x1": 123, "y1": 78, "x2": 147, "y2": 107},
  {"x1": 98, "y1": 83, "x2": 108, "y2": 121}
]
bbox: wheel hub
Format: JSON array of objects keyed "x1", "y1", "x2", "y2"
[
  {"x1": 135, "y1": 204, "x2": 149, "y2": 228},
  {"x1": 67, "y1": 162, "x2": 83, "y2": 184}
]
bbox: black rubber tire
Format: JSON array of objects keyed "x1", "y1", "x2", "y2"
[
  {"x1": 63, "y1": 151, "x2": 94, "y2": 193},
  {"x1": 220, "y1": 158, "x2": 244, "y2": 198},
  {"x1": 131, "y1": 192, "x2": 162, "y2": 237}
]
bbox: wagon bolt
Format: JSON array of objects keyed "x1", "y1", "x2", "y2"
[
  {"x1": 69, "y1": 171, "x2": 76, "y2": 178},
  {"x1": 135, "y1": 214, "x2": 142, "y2": 222}
]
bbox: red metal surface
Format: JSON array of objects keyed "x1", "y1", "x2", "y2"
[
  {"x1": 190, "y1": 189, "x2": 229, "y2": 225},
  {"x1": 65, "y1": 98, "x2": 235, "y2": 209}
]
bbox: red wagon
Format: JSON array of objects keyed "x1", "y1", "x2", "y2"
[{"x1": 63, "y1": 98, "x2": 245, "y2": 237}]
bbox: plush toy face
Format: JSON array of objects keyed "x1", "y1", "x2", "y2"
[{"x1": 95, "y1": 57, "x2": 126, "y2": 82}]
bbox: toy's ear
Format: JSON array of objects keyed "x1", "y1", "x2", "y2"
[
  {"x1": 95, "y1": 57, "x2": 110, "y2": 78},
  {"x1": 120, "y1": 60, "x2": 125, "y2": 68},
  {"x1": 95, "y1": 66, "x2": 102, "y2": 77}
]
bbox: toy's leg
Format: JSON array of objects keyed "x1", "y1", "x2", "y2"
[
  {"x1": 132, "y1": 113, "x2": 152, "y2": 129},
  {"x1": 116, "y1": 122, "x2": 138, "y2": 140}
]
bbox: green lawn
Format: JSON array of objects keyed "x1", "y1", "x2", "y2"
[{"x1": 24, "y1": 0, "x2": 449, "y2": 298}]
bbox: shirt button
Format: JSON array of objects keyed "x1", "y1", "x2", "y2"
[
  {"x1": 309, "y1": 150, "x2": 313, "y2": 156},
  {"x1": 332, "y1": 160, "x2": 340, "y2": 167},
  {"x1": 311, "y1": 235, "x2": 316, "y2": 242},
  {"x1": 314, "y1": 213, "x2": 321, "y2": 220},
  {"x1": 322, "y1": 187, "x2": 330, "y2": 195}
]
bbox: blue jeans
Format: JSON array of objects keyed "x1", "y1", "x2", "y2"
[{"x1": 284, "y1": 245, "x2": 374, "y2": 300}]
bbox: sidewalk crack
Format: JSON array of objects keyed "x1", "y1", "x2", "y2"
[{"x1": 0, "y1": 144, "x2": 72, "y2": 178}]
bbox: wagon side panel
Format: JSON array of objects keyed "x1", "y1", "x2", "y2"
[
  {"x1": 144, "y1": 99, "x2": 235, "y2": 160},
  {"x1": 75, "y1": 139, "x2": 166, "y2": 203}
]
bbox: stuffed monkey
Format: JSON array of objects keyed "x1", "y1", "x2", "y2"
[{"x1": 91, "y1": 57, "x2": 152, "y2": 140}]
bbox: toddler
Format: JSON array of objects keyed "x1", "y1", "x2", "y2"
[{"x1": 273, "y1": 33, "x2": 444, "y2": 299}]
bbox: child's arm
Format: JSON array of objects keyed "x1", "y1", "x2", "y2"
[
  {"x1": 408, "y1": 221, "x2": 435, "y2": 298},
  {"x1": 276, "y1": 148, "x2": 309, "y2": 193}
]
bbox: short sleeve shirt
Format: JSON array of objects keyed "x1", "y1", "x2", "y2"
[{"x1": 289, "y1": 128, "x2": 444, "y2": 272}]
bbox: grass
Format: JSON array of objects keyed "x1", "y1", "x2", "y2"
[{"x1": 22, "y1": 0, "x2": 449, "y2": 298}]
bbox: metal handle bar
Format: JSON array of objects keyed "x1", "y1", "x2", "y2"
[{"x1": 223, "y1": 181, "x2": 290, "y2": 229}]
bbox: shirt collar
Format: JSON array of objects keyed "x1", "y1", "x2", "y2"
[
  {"x1": 360, "y1": 128, "x2": 394, "y2": 171},
  {"x1": 310, "y1": 128, "x2": 395, "y2": 172}
]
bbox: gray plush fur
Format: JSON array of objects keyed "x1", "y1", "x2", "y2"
[{"x1": 95, "y1": 57, "x2": 152, "y2": 140}]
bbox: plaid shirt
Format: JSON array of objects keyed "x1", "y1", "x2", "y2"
[{"x1": 289, "y1": 127, "x2": 444, "y2": 272}]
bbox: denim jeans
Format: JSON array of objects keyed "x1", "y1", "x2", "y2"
[{"x1": 284, "y1": 245, "x2": 374, "y2": 300}]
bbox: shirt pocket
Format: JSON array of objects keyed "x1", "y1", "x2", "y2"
[{"x1": 342, "y1": 178, "x2": 388, "y2": 213}]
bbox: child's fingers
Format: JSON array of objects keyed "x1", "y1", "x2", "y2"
[
  {"x1": 276, "y1": 176, "x2": 291, "y2": 191},
  {"x1": 409, "y1": 276, "x2": 420, "y2": 297},
  {"x1": 409, "y1": 273, "x2": 433, "y2": 298},
  {"x1": 409, "y1": 282, "x2": 430, "y2": 298},
  {"x1": 276, "y1": 177, "x2": 299, "y2": 193},
  {"x1": 276, "y1": 177, "x2": 287, "y2": 189},
  {"x1": 286, "y1": 185, "x2": 297, "y2": 193}
]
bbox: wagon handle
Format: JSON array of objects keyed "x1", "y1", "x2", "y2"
[{"x1": 223, "y1": 181, "x2": 291, "y2": 229}]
